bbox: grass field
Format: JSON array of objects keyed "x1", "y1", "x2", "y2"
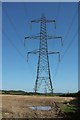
[{"x1": 0, "y1": 94, "x2": 78, "y2": 119}]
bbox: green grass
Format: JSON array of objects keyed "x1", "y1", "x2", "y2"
[
  {"x1": 0, "y1": 112, "x2": 2, "y2": 118},
  {"x1": 61, "y1": 106, "x2": 78, "y2": 113}
]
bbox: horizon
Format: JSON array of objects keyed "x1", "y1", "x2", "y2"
[{"x1": 0, "y1": 89, "x2": 79, "y2": 94}]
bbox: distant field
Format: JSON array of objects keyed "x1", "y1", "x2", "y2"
[{"x1": 0, "y1": 94, "x2": 78, "y2": 119}]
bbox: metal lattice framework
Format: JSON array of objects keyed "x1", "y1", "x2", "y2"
[{"x1": 25, "y1": 14, "x2": 62, "y2": 93}]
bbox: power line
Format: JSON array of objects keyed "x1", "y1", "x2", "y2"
[
  {"x1": 56, "y1": 2, "x2": 61, "y2": 23},
  {"x1": 4, "y1": 6, "x2": 23, "y2": 45},
  {"x1": 53, "y1": 30, "x2": 78, "y2": 80},
  {"x1": 54, "y1": 2, "x2": 61, "y2": 38},
  {"x1": 53, "y1": 62, "x2": 60, "y2": 79},
  {"x1": 4, "y1": 5, "x2": 35, "y2": 72},
  {"x1": 53, "y1": 4, "x2": 77, "y2": 67},
  {"x1": 52, "y1": 3, "x2": 62, "y2": 80},
  {"x1": 22, "y1": 3, "x2": 30, "y2": 26},
  {"x1": 3, "y1": 30, "x2": 26, "y2": 62},
  {"x1": 60, "y1": 8, "x2": 77, "y2": 54},
  {"x1": 3, "y1": 30, "x2": 35, "y2": 74},
  {"x1": 63, "y1": 9, "x2": 78, "y2": 44},
  {"x1": 23, "y1": 3, "x2": 27, "y2": 19},
  {"x1": 42, "y1": 6, "x2": 78, "y2": 83},
  {"x1": 61, "y1": 30, "x2": 78, "y2": 61},
  {"x1": 22, "y1": 3, "x2": 32, "y2": 33}
]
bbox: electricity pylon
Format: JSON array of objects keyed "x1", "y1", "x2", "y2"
[{"x1": 25, "y1": 14, "x2": 62, "y2": 94}]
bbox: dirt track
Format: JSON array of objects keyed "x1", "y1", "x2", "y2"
[{"x1": 0, "y1": 94, "x2": 74, "y2": 118}]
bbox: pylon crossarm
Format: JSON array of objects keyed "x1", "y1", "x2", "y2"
[
  {"x1": 31, "y1": 19, "x2": 55, "y2": 23},
  {"x1": 25, "y1": 35, "x2": 40, "y2": 39},
  {"x1": 24, "y1": 35, "x2": 40, "y2": 47},
  {"x1": 47, "y1": 36, "x2": 63, "y2": 46},
  {"x1": 27, "y1": 49, "x2": 39, "y2": 62},
  {"x1": 46, "y1": 20, "x2": 56, "y2": 29},
  {"x1": 48, "y1": 51, "x2": 60, "y2": 62},
  {"x1": 46, "y1": 20, "x2": 55, "y2": 23},
  {"x1": 31, "y1": 19, "x2": 41, "y2": 23}
]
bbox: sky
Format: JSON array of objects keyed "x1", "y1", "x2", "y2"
[
  {"x1": 0, "y1": 2, "x2": 2, "y2": 90},
  {"x1": 2, "y1": 2, "x2": 78, "y2": 93}
]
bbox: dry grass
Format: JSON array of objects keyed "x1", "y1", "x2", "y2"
[{"x1": 0, "y1": 94, "x2": 75, "y2": 118}]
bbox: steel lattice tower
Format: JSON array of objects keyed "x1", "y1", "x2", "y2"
[{"x1": 25, "y1": 14, "x2": 62, "y2": 93}]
